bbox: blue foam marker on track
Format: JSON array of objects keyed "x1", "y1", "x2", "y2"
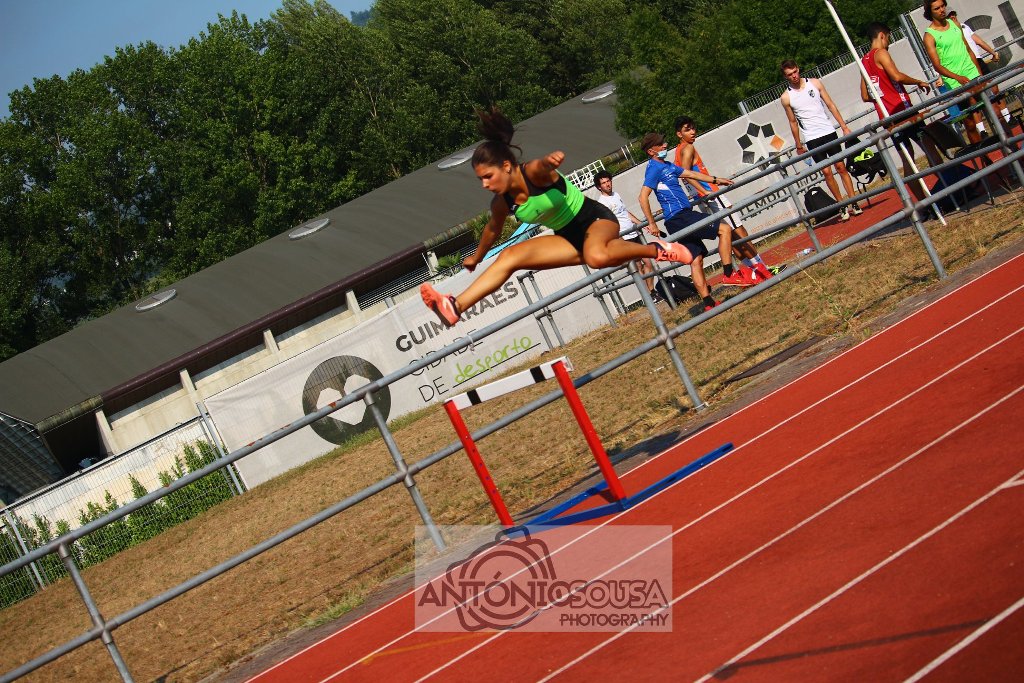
[{"x1": 512, "y1": 443, "x2": 734, "y2": 533}]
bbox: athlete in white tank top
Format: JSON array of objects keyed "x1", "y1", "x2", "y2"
[
  {"x1": 786, "y1": 78, "x2": 835, "y2": 140},
  {"x1": 779, "y1": 61, "x2": 860, "y2": 219}
]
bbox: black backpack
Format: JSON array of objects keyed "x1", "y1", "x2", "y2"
[
  {"x1": 846, "y1": 147, "x2": 888, "y2": 184},
  {"x1": 803, "y1": 186, "x2": 838, "y2": 223},
  {"x1": 929, "y1": 164, "x2": 984, "y2": 212},
  {"x1": 655, "y1": 274, "x2": 698, "y2": 304}
]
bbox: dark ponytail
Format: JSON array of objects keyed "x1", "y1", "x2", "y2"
[{"x1": 471, "y1": 107, "x2": 521, "y2": 168}]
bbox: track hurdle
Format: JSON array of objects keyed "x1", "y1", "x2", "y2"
[{"x1": 444, "y1": 357, "x2": 733, "y2": 529}]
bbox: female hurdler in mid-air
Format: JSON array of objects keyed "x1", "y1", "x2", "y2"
[{"x1": 420, "y1": 108, "x2": 726, "y2": 327}]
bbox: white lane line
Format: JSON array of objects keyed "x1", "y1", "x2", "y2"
[
  {"x1": 478, "y1": 357, "x2": 1024, "y2": 681},
  {"x1": 538, "y1": 380, "x2": 1024, "y2": 682},
  {"x1": 903, "y1": 594, "x2": 1024, "y2": 683},
  {"x1": 696, "y1": 466, "x2": 1024, "y2": 683},
  {"x1": 251, "y1": 263, "x2": 1024, "y2": 683},
  {"x1": 601, "y1": 261, "x2": 1024, "y2": 484},
  {"x1": 321, "y1": 298, "x2": 1024, "y2": 683}
]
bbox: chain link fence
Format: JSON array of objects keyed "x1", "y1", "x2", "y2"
[{"x1": 0, "y1": 419, "x2": 243, "y2": 609}]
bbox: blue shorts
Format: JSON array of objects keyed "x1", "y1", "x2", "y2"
[{"x1": 664, "y1": 208, "x2": 717, "y2": 258}]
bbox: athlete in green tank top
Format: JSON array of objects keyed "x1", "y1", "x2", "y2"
[
  {"x1": 419, "y1": 107, "x2": 717, "y2": 329},
  {"x1": 922, "y1": 0, "x2": 985, "y2": 144},
  {"x1": 502, "y1": 166, "x2": 584, "y2": 230},
  {"x1": 925, "y1": 20, "x2": 979, "y2": 90}
]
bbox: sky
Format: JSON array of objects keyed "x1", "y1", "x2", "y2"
[{"x1": 0, "y1": 0, "x2": 371, "y2": 118}]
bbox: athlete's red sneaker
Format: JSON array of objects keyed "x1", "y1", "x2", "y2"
[
  {"x1": 720, "y1": 269, "x2": 755, "y2": 287},
  {"x1": 420, "y1": 283, "x2": 460, "y2": 327},
  {"x1": 754, "y1": 263, "x2": 773, "y2": 280},
  {"x1": 704, "y1": 300, "x2": 720, "y2": 312},
  {"x1": 739, "y1": 265, "x2": 760, "y2": 284},
  {"x1": 650, "y1": 239, "x2": 694, "y2": 265}
]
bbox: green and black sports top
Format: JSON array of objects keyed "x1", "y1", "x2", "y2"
[{"x1": 503, "y1": 165, "x2": 585, "y2": 230}]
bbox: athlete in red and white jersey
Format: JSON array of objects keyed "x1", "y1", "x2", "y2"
[
  {"x1": 859, "y1": 22, "x2": 940, "y2": 201},
  {"x1": 673, "y1": 115, "x2": 775, "y2": 283}
]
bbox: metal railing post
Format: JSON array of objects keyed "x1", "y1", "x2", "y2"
[
  {"x1": 516, "y1": 273, "x2": 555, "y2": 351},
  {"x1": 637, "y1": 229, "x2": 677, "y2": 307},
  {"x1": 876, "y1": 134, "x2": 947, "y2": 279},
  {"x1": 57, "y1": 542, "x2": 134, "y2": 682},
  {"x1": 363, "y1": 393, "x2": 446, "y2": 551},
  {"x1": 3, "y1": 510, "x2": 45, "y2": 590},
  {"x1": 581, "y1": 265, "x2": 618, "y2": 326},
  {"x1": 899, "y1": 12, "x2": 939, "y2": 82},
  {"x1": 629, "y1": 262, "x2": 705, "y2": 410},
  {"x1": 196, "y1": 403, "x2": 244, "y2": 496},
  {"x1": 776, "y1": 157, "x2": 824, "y2": 252},
  {"x1": 979, "y1": 88, "x2": 1024, "y2": 187},
  {"x1": 525, "y1": 272, "x2": 566, "y2": 347},
  {"x1": 607, "y1": 273, "x2": 628, "y2": 316}
]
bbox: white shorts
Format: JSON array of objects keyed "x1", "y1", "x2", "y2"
[
  {"x1": 705, "y1": 194, "x2": 742, "y2": 225},
  {"x1": 707, "y1": 194, "x2": 732, "y2": 209}
]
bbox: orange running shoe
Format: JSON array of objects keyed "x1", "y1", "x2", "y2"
[
  {"x1": 650, "y1": 239, "x2": 694, "y2": 265},
  {"x1": 420, "y1": 283, "x2": 460, "y2": 327},
  {"x1": 754, "y1": 263, "x2": 773, "y2": 280}
]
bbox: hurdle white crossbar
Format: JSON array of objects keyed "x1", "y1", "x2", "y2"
[
  {"x1": 446, "y1": 356, "x2": 574, "y2": 410},
  {"x1": 443, "y1": 356, "x2": 627, "y2": 527}
]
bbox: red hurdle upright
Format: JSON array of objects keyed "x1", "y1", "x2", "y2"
[
  {"x1": 443, "y1": 400, "x2": 515, "y2": 527},
  {"x1": 443, "y1": 357, "x2": 626, "y2": 527}
]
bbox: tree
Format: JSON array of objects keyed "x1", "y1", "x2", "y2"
[
  {"x1": 370, "y1": 0, "x2": 557, "y2": 133},
  {"x1": 1, "y1": 62, "x2": 170, "y2": 340},
  {"x1": 614, "y1": 0, "x2": 916, "y2": 136},
  {"x1": 7, "y1": 0, "x2": 858, "y2": 362}
]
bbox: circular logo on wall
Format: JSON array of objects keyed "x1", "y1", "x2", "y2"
[{"x1": 301, "y1": 356, "x2": 391, "y2": 445}]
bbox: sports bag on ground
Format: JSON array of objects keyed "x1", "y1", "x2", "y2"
[
  {"x1": 929, "y1": 164, "x2": 984, "y2": 212},
  {"x1": 803, "y1": 186, "x2": 839, "y2": 222},
  {"x1": 655, "y1": 274, "x2": 698, "y2": 304}
]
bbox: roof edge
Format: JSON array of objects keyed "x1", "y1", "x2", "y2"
[{"x1": 99, "y1": 240, "x2": 427, "y2": 408}]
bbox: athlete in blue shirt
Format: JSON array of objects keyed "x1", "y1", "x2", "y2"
[{"x1": 638, "y1": 132, "x2": 750, "y2": 311}]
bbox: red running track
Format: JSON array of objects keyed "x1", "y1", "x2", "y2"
[{"x1": 248, "y1": 253, "x2": 1024, "y2": 683}]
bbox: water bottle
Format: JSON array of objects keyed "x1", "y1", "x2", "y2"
[{"x1": 800, "y1": 248, "x2": 814, "y2": 255}]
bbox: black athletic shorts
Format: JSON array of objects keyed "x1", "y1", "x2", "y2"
[
  {"x1": 664, "y1": 208, "x2": 717, "y2": 259},
  {"x1": 806, "y1": 131, "x2": 842, "y2": 163},
  {"x1": 553, "y1": 197, "x2": 617, "y2": 252}
]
